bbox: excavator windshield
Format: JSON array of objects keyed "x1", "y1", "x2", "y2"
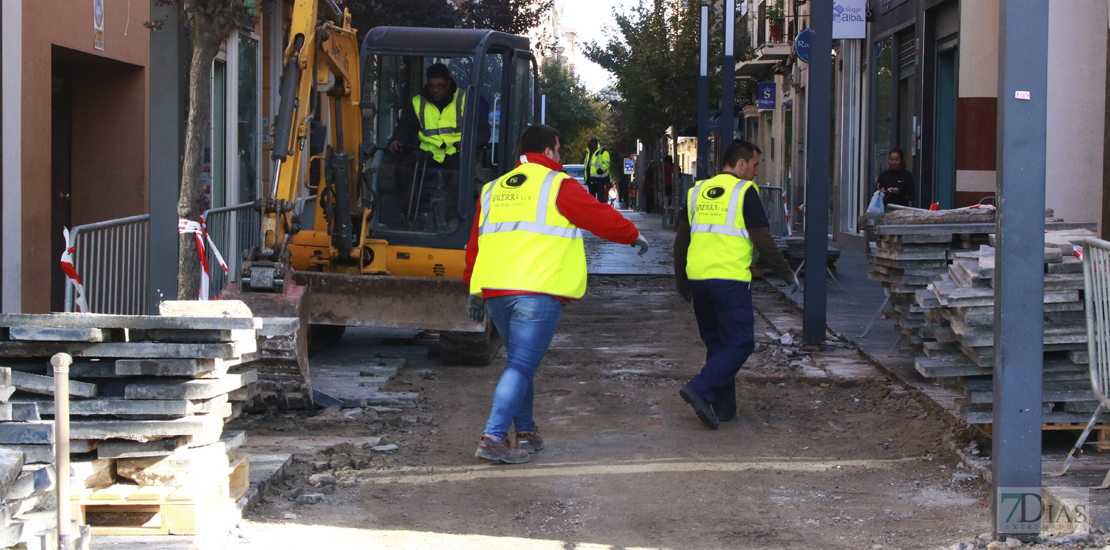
[{"x1": 358, "y1": 28, "x2": 536, "y2": 247}]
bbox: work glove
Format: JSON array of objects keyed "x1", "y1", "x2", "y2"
[
  {"x1": 679, "y1": 287, "x2": 693, "y2": 303},
  {"x1": 788, "y1": 277, "x2": 800, "y2": 294},
  {"x1": 466, "y1": 294, "x2": 486, "y2": 323},
  {"x1": 632, "y1": 235, "x2": 649, "y2": 256}
]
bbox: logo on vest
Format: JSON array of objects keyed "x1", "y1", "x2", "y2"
[
  {"x1": 703, "y1": 186, "x2": 726, "y2": 200},
  {"x1": 502, "y1": 174, "x2": 528, "y2": 188}
]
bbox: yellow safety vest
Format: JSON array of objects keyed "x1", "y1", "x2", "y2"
[
  {"x1": 584, "y1": 148, "x2": 610, "y2": 178},
  {"x1": 469, "y1": 162, "x2": 587, "y2": 299},
  {"x1": 413, "y1": 89, "x2": 465, "y2": 163},
  {"x1": 686, "y1": 174, "x2": 757, "y2": 282}
]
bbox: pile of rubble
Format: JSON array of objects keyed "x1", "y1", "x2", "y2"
[{"x1": 0, "y1": 446, "x2": 89, "y2": 550}]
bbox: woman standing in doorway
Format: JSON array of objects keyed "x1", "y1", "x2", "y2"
[{"x1": 876, "y1": 148, "x2": 915, "y2": 207}]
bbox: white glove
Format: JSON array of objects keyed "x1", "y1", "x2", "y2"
[{"x1": 631, "y1": 235, "x2": 649, "y2": 256}]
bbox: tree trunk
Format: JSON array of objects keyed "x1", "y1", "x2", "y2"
[{"x1": 176, "y1": 13, "x2": 225, "y2": 300}]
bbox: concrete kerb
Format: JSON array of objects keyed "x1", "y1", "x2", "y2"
[{"x1": 759, "y1": 275, "x2": 1105, "y2": 535}]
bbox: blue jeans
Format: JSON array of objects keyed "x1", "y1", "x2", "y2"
[
  {"x1": 686, "y1": 279, "x2": 755, "y2": 419},
  {"x1": 483, "y1": 294, "x2": 563, "y2": 440}
]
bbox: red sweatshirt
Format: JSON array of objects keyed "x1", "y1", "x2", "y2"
[{"x1": 463, "y1": 153, "x2": 641, "y2": 302}]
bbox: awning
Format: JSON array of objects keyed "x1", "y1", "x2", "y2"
[{"x1": 736, "y1": 59, "x2": 778, "y2": 78}]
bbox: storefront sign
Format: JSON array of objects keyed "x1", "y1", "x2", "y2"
[
  {"x1": 794, "y1": 29, "x2": 810, "y2": 63},
  {"x1": 757, "y1": 82, "x2": 776, "y2": 111},
  {"x1": 93, "y1": 0, "x2": 105, "y2": 51},
  {"x1": 833, "y1": 0, "x2": 866, "y2": 39}
]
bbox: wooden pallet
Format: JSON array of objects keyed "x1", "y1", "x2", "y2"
[
  {"x1": 71, "y1": 455, "x2": 249, "y2": 535},
  {"x1": 978, "y1": 423, "x2": 1110, "y2": 452}
]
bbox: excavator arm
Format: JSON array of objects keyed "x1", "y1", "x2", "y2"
[{"x1": 243, "y1": 0, "x2": 363, "y2": 291}]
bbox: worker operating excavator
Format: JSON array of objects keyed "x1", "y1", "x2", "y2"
[{"x1": 388, "y1": 62, "x2": 491, "y2": 231}]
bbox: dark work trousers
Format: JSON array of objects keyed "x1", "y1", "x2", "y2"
[
  {"x1": 586, "y1": 177, "x2": 608, "y2": 203},
  {"x1": 686, "y1": 278, "x2": 755, "y2": 419}
]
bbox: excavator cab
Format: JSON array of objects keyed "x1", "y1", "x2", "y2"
[{"x1": 357, "y1": 27, "x2": 538, "y2": 251}]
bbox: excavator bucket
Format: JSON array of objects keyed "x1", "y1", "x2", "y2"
[
  {"x1": 221, "y1": 280, "x2": 312, "y2": 409},
  {"x1": 291, "y1": 271, "x2": 483, "y2": 332}
]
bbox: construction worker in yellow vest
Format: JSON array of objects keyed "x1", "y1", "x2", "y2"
[
  {"x1": 463, "y1": 124, "x2": 649, "y2": 463},
  {"x1": 388, "y1": 63, "x2": 491, "y2": 226},
  {"x1": 673, "y1": 139, "x2": 798, "y2": 429},
  {"x1": 583, "y1": 137, "x2": 611, "y2": 203}
]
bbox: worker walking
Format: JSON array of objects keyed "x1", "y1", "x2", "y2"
[
  {"x1": 673, "y1": 139, "x2": 798, "y2": 429},
  {"x1": 465, "y1": 124, "x2": 649, "y2": 463},
  {"x1": 583, "y1": 137, "x2": 611, "y2": 203}
]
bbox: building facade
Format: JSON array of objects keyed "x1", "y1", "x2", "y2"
[{"x1": 738, "y1": 0, "x2": 1110, "y2": 251}]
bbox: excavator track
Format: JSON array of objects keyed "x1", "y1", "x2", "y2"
[{"x1": 439, "y1": 323, "x2": 502, "y2": 366}]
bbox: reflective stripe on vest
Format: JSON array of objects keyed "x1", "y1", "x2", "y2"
[
  {"x1": 685, "y1": 174, "x2": 757, "y2": 282},
  {"x1": 470, "y1": 162, "x2": 588, "y2": 298},
  {"x1": 479, "y1": 171, "x2": 583, "y2": 240}
]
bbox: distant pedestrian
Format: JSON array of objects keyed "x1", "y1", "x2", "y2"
[
  {"x1": 583, "y1": 137, "x2": 611, "y2": 203},
  {"x1": 876, "y1": 148, "x2": 915, "y2": 207},
  {"x1": 465, "y1": 124, "x2": 649, "y2": 463},
  {"x1": 673, "y1": 139, "x2": 798, "y2": 429},
  {"x1": 663, "y1": 155, "x2": 674, "y2": 207},
  {"x1": 608, "y1": 184, "x2": 619, "y2": 208}
]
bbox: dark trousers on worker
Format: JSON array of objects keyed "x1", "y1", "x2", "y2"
[
  {"x1": 586, "y1": 177, "x2": 608, "y2": 203},
  {"x1": 686, "y1": 279, "x2": 754, "y2": 420}
]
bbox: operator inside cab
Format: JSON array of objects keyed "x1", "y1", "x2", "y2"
[{"x1": 386, "y1": 62, "x2": 490, "y2": 231}]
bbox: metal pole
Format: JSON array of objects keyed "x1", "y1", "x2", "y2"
[
  {"x1": 721, "y1": 0, "x2": 736, "y2": 146},
  {"x1": 992, "y1": 0, "x2": 1047, "y2": 541},
  {"x1": 52, "y1": 353, "x2": 72, "y2": 550},
  {"x1": 696, "y1": 5, "x2": 710, "y2": 180},
  {"x1": 802, "y1": 0, "x2": 832, "y2": 347},
  {"x1": 541, "y1": 94, "x2": 546, "y2": 125}
]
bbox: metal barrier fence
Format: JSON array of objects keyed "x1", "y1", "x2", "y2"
[
  {"x1": 1052, "y1": 237, "x2": 1110, "y2": 479},
  {"x1": 64, "y1": 215, "x2": 150, "y2": 314},
  {"x1": 63, "y1": 202, "x2": 263, "y2": 313},
  {"x1": 201, "y1": 203, "x2": 260, "y2": 299},
  {"x1": 759, "y1": 185, "x2": 789, "y2": 237}
]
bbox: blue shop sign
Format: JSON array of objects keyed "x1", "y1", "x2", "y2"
[
  {"x1": 795, "y1": 29, "x2": 810, "y2": 64},
  {"x1": 758, "y1": 82, "x2": 776, "y2": 110}
]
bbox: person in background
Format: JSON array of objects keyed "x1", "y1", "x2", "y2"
[
  {"x1": 876, "y1": 148, "x2": 914, "y2": 208},
  {"x1": 583, "y1": 138, "x2": 611, "y2": 203},
  {"x1": 673, "y1": 139, "x2": 799, "y2": 429},
  {"x1": 608, "y1": 183, "x2": 619, "y2": 208},
  {"x1": 465, "y1": 124, "x2": 649, "y2": 464},
  {"x1": 663, "y1": 155, "x2": 674, "y2": 208}
]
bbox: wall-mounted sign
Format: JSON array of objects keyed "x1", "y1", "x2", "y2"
[
  {"x1": 93, "y1": 0, "x2": 105, "y2": 51},
  {"x1": 623, "y1": 158, "x2": 635, "y2": 175},
  {"x1": 794, "y1": 29, "x2": 810, "y2": 64},
  {"x1": 833, "y1": 0, "x2": 866, "y2": 39},
  {"x1": 758, "y1": 82, "x2": 776, "y2": 111}
]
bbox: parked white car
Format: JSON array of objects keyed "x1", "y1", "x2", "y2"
[{"x1": 562, "y1": 164, "x2": 587, "y2": 190}]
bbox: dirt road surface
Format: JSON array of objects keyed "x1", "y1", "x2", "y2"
[{"x1": 221, "y1": 217, "x2": 990, "y2": 550}]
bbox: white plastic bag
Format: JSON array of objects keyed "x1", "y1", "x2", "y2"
[{"x1": 867, "y1": 190, "x2": 885, "y2": 214}]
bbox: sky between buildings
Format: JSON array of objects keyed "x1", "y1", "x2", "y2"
[{"x1": 560, "y1": 0, "x2": 627, "y2": 91}]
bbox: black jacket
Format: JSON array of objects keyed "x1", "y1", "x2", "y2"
[{"x1": 877, "y1": 169, "x2": 915, "y2": 207}]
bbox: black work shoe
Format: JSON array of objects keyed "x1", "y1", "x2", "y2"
[
  {"x1": 475, "y1": 435, "x2": 530, "y2": 464},
  {"x1": 515, "y1": 429, "x2": 545, "y2": 454},
  {"x1": 680, "y1": 385, "x2": 719, "y2": 429},
  {"x1": 716, "y1": 410, "x2": 737, "y2": 422}
]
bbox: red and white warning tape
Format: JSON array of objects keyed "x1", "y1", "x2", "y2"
[
  {"x1": 60, "y1": 228, "x2": 88, "y2": 313},
  {"x1": 178, "y1": 215, "x2": 228, "y2": 300}
]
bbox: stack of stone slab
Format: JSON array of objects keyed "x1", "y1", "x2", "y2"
[
  {"x1": 771, "y1": 236, "x2": 841, "y2": 274},
  {"x1": 910, "y1": 230, "x2": 1103, "y2": 425},
  {"x1": 0, "y1": 302, "x2": 263, "y2": 536},
  {"x1": 0, "y1": 447, "x2": 90, "y2": 550}
]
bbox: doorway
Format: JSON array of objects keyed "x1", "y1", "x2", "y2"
[
  {"x1": 934, "y1": 48, "x2": 957, "y2": 210},
  {"x1": 51, "y1": 66, "x2": 73, "y2": 312}
]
